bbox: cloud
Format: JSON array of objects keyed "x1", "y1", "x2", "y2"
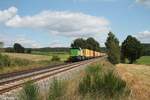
[
  {"x1": 14, "y1": 37, "x2": 42, "y2": 48},
  {"x1": 0, "y1": 34, "x2": 41, "y2": 48},
  {"x1": 49, "y1": 40, "x2": 67, "y2": 47},
  {"x1": 6, "y1": 10, "x2": 110, "y2": 38},
  {"x1": 136, "y1": 0, "x2": 150, "y2": 6},
  {"x1": 0, "y1": 6, "x2": 17, "y2": 22},
  {"x1": 136, "y1": 30, "x2": 150, "y2": 43}
]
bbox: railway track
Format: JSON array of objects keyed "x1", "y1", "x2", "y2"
[{"x1": 0, "y1": 57, "x2": 104, "y2": 95}]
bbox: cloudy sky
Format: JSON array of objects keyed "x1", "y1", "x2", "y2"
[{"x1": 0, "y1": 0, "x2": 150, "y2": 48}]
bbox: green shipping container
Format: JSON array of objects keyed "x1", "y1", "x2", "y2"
[{"x1": 70, "y1": 48, "x2": 81, "y2": 57}]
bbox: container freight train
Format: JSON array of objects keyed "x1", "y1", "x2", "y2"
[{"x1": 69, "y1": 48, "x2": 105, "y2": 62}]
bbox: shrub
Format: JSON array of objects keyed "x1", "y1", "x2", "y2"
[
  {"x1": 51, "y1": 55, "x2": 60, "y2": 61},
  {"x1": 85, "y1": 64, "x2": 101, "y2": 76},
  {"x1": 19, "y1": 81, "x2": 39, "y2": 100},
  {"x1": 0, "y1": 54, "x2": 11, "y2": 67},
  {"x1": 101, "y1": 71, "x2": 127, "y2": 97},
  {"x1": 48, "y1": 78, "x2": 66, "y2": 100},
  {"x1": 79, "y1": 74, "x2": 92, "y2": 95},
  {"x1": 78, "y1": 65, "x2": 129, "y2": 98}
]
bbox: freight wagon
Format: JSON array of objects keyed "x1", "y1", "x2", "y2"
[{"x1": 69, "y1": 48, "x2": 103, "y2": 62}]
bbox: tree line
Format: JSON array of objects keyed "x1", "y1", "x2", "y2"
[
  {"x1": 105, "y1": 32, "x2": 143, "y2": 64},
  {"x1": 71, "y1": 32, "x2": 143, "y2": 64},
  {"x1": 5, "y1": 43, "x2": 31, "y2": 53},
  {"x1": 71, "y1": 37, "x2": 101, "y2": 52}
]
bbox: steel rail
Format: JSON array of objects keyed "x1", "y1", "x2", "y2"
[{"x1": 0, "y1": 57, "x2": 103, "y2": 94}]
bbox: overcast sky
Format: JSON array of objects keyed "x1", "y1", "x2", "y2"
[{"x1": 0, "y1": 0, "x2": 150, "y2": 48}]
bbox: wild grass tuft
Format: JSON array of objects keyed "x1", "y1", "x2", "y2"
[
  {"x1": 51, "y1": 55, "x2": 60, "y2": 61},
  {"x1": 48, "y1": 78, "x2": 66, "y2": 100},
  {"x1": 19, "y1": 81, "x2": 39, "y2": 100},
  {"x1": 78, "y1": 64, "x2": 130, "y2": 98},
  {"x1": 0, "y1": 53, "x2": 31, "y2": 69}
]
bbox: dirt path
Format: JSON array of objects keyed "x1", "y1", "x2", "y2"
[{"x1": 116, "y1": 64, "x2": 150, "y2": 100}]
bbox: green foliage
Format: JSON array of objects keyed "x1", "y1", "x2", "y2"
[
  {"x1": 0, "y1": 53, "x2": 11, "y2": 67},
  {"x1": 71, "y1": 37, "x2": 101, "y2": 51},
  {"x1": 48, "y1": 78, "x2": 66, "y2": 100},
  {"x1": 86, "y1": 37, "x2": 101, "y2": 51},
  {"x1": 105, "y1": 32, "x2": 120, "y2": 64},
  {"x1": 26, "y1": 48, "x2": 32, "y2": 53},
  {"x1": 121, "y1": 35, "x2": 142, "y2": 64},
  {"x1": 78, "y1": 65, "x2": 129, "y2": 98},
  {"x1": 19, "y1": 81, "x2": 39, "y2": 100},
  {"x1": 102, "y1": 71, "x2": 127, "y2": 96},
  {"x1": 51, "y1": 55, "x2": 60, "y2": 61},
  {"x1": 5, "y1": 47, "x2": 14, "y2": 52},
  {"x1": 85, "y1": 64, "x2": 101, "y2": 76},
  {"x1": 142, "y1": 43, "x2": 150, "y2": 56},
  {"x1": 14, "y1": 43, "x2": 25, "y2": 53},
  {"x1": 71, "y1": 38, "x2": 87, "y2": 49}
]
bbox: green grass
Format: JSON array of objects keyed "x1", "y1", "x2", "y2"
[
  {"x1": 19, "y1": 81, "x2": 39, "y2": 100},
  {"x1": 31, "y1": 51, "x2": 69, "y2": 61},
  {"x1": 135, "y1": 56, "x2": 150, "y2": 65},
  {"x1": 78, "y1": 64, "x2": 130, "y2": 98},
  {"x1": 48, "y1": 78, "x2": 66, "y2": 100}
]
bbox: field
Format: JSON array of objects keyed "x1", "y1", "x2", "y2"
[
  {"x1": 3, "y1": 53, "x2": 51, "y2": 62},
  {"x1": 0, "y1": 52, "x2": 69, "y2": 74},
  {"x1": 116, "y1": 64, "x2": 150, "y2": 100},
  {"x1": 31, "y1": 51, "x2": 69, "y2": 61},
  {"x1": 135, "y1": 56, "x2": 150, "y2": 65}
]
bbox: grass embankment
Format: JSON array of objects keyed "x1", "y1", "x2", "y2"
[
  {"x1": 116, "y1": 64, "x2": 150, "y2": 100},
  {"x1": 135, "y1": 56, "x2": 150, "y2": 65},
  {"x1": 0, "y1": 53, "x2": 65, "y2": 74},
  {"x1": 19, "y1": 59, "x2": 130, "y2": 100}
]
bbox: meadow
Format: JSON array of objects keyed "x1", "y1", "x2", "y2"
[
  {"x1": 0, "y1": 52, "x2": 69, "y2": 74},
  {"x1": 135, "y1": 56, "x2": 150, "y2": 65},
  {"x1": 31, "y1": 51, "x2": 69, "y2": 61}
]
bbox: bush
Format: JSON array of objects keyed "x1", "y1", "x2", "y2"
[
  {"x1": 101, "y1": 71, "x2": 127, "y2": 96},
  {"x1": 0, "y1": 54, "x2": 11, "y2": 67},
  {"x1": 48, "y1": 78, "x2": 66, "y2": 100},
  {"x1": 78, "y1": 65, "x2": 129, "y2": 98},
  {"x1": 19, "y1": 81, "x2": 39, "y2": 100},
  {"x1": 51, "y1": 55, "x2": 60, "y2": 61}
]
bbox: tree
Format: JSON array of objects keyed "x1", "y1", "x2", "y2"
[
  {"x1": 86, "y1": 37, "x2": 101, "y2": 51},
  {"x1": 71, "y1": 38, "x2": 87, "y2": 49},
  {"x1": 121, "y1": 35, "x2": 142, "y2": 64},
  {"x1": 105, "y1": 32, "x2": 120, "y2": 64},
  {"x1": 13, "y1": 43, "x2": 25, "y2": 53},
  {"x1": 71, "y1": 37, "x2": 100, "y2": 51}
]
